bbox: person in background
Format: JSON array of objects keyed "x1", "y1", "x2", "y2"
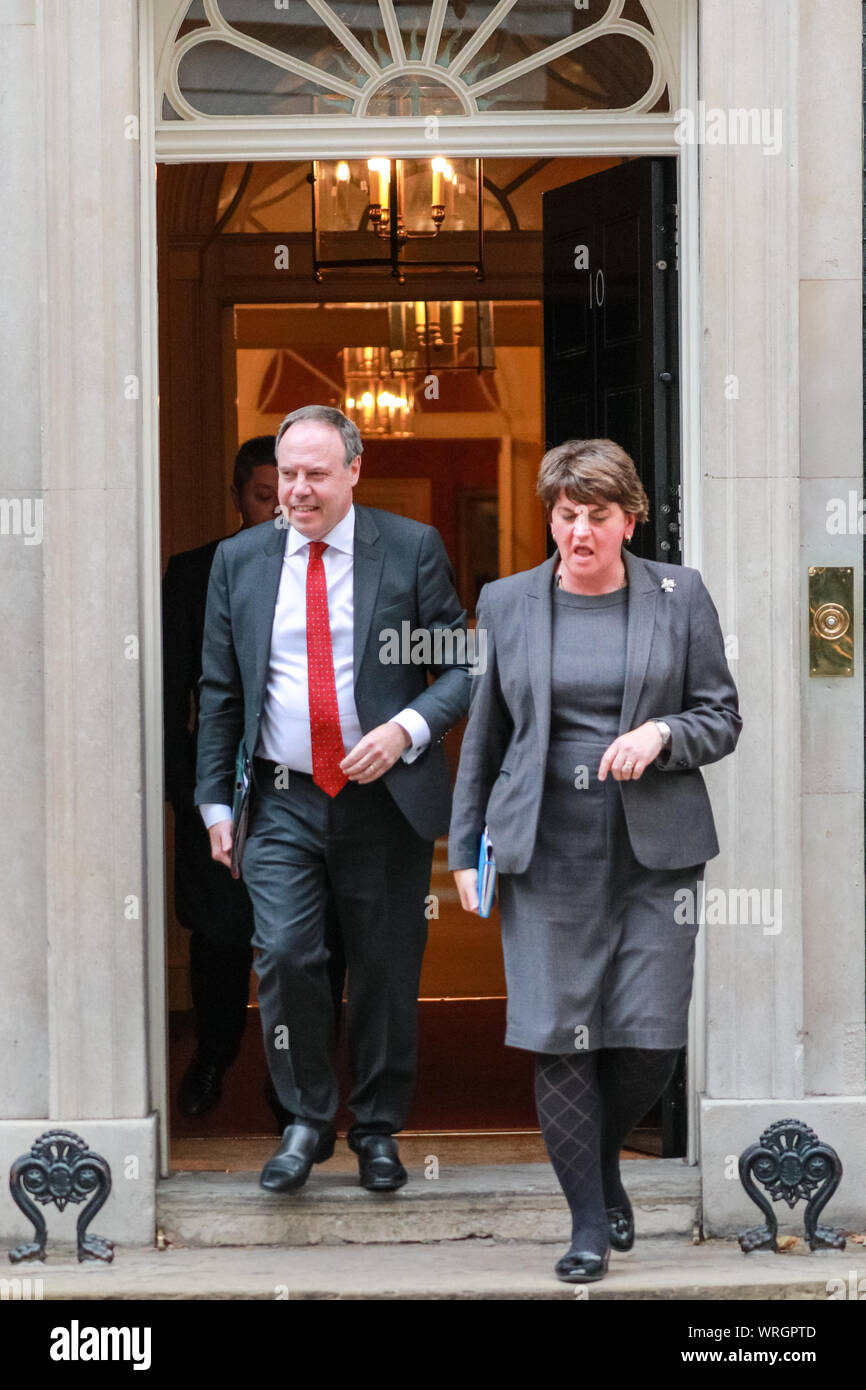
[
  {"x1": 163, "y1": 434, "x2": 345, "y2": 1121},
  {"x1": 449, "y1": 438, "x2": 741, "y2": 1284}
]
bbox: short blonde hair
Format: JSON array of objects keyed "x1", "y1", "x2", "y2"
[{"x1": 536, "y1": 438, "x2": 650, "y2": 524}]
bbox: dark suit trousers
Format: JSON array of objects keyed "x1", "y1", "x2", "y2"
[{"x1": 241, "y1": 760, "x2": 433, "y2": 1139}]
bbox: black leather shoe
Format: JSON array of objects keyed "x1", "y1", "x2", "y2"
[
  {"x1": 554, "y1": 1249, "x2": 610, "y2": 1284},
  {"x1": 607, "y1": 1205, "x2": 635, "y2": 1252},
  {"x1": 259, "y1": 1123, "x2": 336, "y2": 1193},
  {"x1": 177, "y1": 1052, "x2": 228, "y2": 1117},
  {"x1": 354, "y1": 1136, "x2": 407, "y2": 1191}
]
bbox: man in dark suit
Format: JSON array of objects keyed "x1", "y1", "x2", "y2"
[
  {"x1": 195, "y1": 405, "x2": 471, "y2": 1192},
  {"x1": 163, "y1": 435, "x2": 344, "y2": 1121}
]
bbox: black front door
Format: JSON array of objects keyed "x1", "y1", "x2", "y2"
[{"x1": 543, "y1": 157, "x2": 681, "y2": 564}]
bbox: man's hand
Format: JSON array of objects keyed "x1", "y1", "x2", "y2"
[
  {"x1": 453, "y1": 867, "x2": 480, "y2": 914},
  {"x1": 341, "y1": 721, "x2": 411, "y2": 783},
  {"x1": 598, "y1": 721, "x2": 665, "y2": 782},
  {"x1": 207, "y1": 818, "x2": 237, "y2": 876}
]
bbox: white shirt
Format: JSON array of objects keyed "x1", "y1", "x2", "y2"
[{"x1": 199, "y1": 505, "x2": 430, "y2": 828}]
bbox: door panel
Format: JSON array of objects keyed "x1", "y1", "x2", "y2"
[
  {"x1": 549, "y1": 231, "x2": 593, "y2": 357},
  {"x1": 603, "y1": 385, "x2": 643, "y2": 466},
  {"x1": 543, "y1": 158, "x2": 681, "y2": 565},
  {"x1": 550, "y1": 394, "x2": 591, "y2": 447},
  {"x1": 601, "y1": 215, "x2": 642, "y2": 345}
]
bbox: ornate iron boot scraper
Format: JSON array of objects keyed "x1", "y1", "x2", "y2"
[
  {"x1": 738, "y1": 1118, "x2": 845, "y2": 1253},
  {"x1": 8, "y1": 1130, "x2": 114, "y2": 1263}
]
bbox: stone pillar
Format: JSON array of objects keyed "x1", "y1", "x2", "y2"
[
  {"x1": 0, "y1": 1, "x2": 48, "y2": 1124},
  {"x1": 0, "y1": 0, "x2": 156, "y2": 1245},
  {"x1": 697, "y1": 0, "x2": 866, "y2": 1234}
]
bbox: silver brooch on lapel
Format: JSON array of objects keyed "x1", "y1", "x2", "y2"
[{"x1": 661, "y1": 577, "x2": 677, "y2": 592}]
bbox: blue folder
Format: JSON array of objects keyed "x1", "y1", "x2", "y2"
[{"x1": 477, "y1": 825, "x2": 497, "y2": 918}]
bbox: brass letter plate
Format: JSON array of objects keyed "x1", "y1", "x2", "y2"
[{"x1": 809, "y1": 567, "x2": 853, "y2": 676}]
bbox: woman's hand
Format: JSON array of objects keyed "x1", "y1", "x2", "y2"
[
  {"x1": 453, "y1": 868, "x2": 480, "y2": 913},
  {"x1": 598, "y1": 721, "x2": 664, "y2": 782}
]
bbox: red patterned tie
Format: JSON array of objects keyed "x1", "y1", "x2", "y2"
[{"x1": 306, "y1": 541, "x2": 347, "y2": 797}]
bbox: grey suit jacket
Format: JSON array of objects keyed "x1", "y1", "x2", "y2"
[
  {"x1": 194, "y1": 504, "x2": 472, "y2": 842},
  {"x1": 448, "y1": 547, "x2": 742, "y2": 873}
]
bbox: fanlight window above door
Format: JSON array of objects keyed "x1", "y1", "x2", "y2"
[{"x1": 160, "y1": 0, "x2": 672, "y2": 121}]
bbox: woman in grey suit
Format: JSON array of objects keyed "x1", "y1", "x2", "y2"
[{"x1": 449, "y1": 439, "x2": 742, "y2": 1284}]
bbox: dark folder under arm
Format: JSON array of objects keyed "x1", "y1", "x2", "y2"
[{"x1": 230, "y1": 740, "x2": 252, "y2": 877}]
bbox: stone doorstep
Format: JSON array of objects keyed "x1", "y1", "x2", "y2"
[
  {"x1": 9, "y1": 1237, "x2": 860, "y2": 1301},
  {"x1": 157, "y1": 1160, "x2": 700, "y2": 1248}
]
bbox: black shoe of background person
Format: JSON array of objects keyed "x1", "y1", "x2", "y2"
[
  {"x1": 352, "y1": 1135, "x2": 407, "y2": 1191},
  {"x1": 554, "y1": 1248, "x2": 610, "y2": 1284},
  {"x1": 264, "y1": 1076, "x2": 295, "y2": 1134},
  {"x1": 259, "y1": 1122, "x2": 336, "y2": 1193},
  {"x1": 177, "y1": 1051, "x2": 229, "y2": 1117}
]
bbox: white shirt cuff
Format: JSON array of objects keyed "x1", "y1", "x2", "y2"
[
  {"x1": 391, "y1": 708, "x2": 432, "y2": 764},
  {"x1": 199, "y1": 802, "x2": 233, "y2": 829}
]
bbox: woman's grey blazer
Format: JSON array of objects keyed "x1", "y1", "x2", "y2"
[{"x1": 448, "y1": 547, "x2": 742, "y2": 874}]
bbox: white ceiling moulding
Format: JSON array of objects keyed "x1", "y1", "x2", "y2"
[
  {"x1": 154, "y1": 114, "x2": 682, "y2": 163},
  {"x1": 151, "y1": 0, "x2": 684, "y2": 162}
]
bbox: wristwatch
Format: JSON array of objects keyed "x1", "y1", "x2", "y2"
[{"x1": 653, "y1": 719, "x2": 672, "y2": 752}]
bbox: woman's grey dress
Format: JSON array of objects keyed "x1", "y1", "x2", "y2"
[{"x1": 497, "y1": 578, "x2": 704, "y2": 1055}]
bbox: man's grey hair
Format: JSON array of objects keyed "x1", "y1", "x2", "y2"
[{"x1": 275, "y1": 405, "x2": 363, "y2": 467}]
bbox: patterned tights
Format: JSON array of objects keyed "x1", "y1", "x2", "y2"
[{"x1": 534, "y1": 1047, "x2": 681, "y2": 1256}]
